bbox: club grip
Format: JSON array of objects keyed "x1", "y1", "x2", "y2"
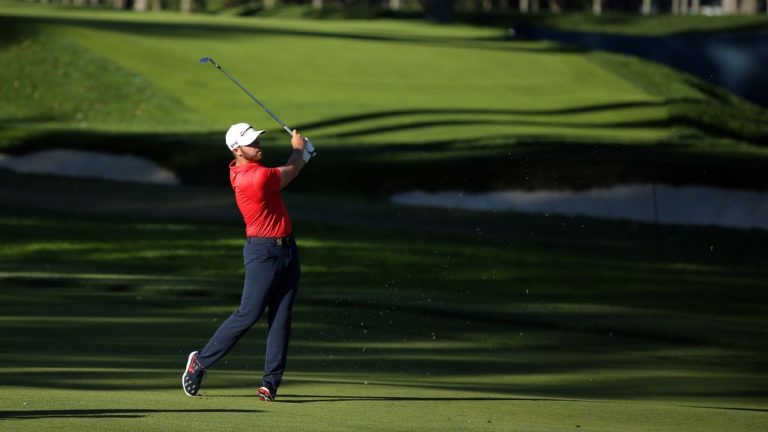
[{"x1": 304, "y1": 138, "x2": 317, "y2": 156}]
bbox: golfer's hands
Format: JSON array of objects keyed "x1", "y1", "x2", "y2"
[
  {"x1": 291, "y1": 130, "x2": 305, "y2": 151},
  {"x1": 292, "y1": 129, "x2": 316, "y2": 162}
]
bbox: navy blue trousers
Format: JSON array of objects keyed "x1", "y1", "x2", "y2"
[{"x1": 198, "y1": 236, "x2": 300, "y2": 394}]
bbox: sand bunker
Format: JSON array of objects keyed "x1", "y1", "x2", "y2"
[
  {"x1": 392, "y1": 184, "x2": 768, "y2": 231},
  {"x1": 0, "y1": 149, "x2": 180, "y2": 185}
]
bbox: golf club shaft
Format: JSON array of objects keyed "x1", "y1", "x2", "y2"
[{"x1": 206, "y1": 58, "x2": 293, "y2": 136}]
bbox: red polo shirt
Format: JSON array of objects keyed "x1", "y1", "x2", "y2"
[{"x1": 229, "y1": 160, "x2": 292, "y2": 238}]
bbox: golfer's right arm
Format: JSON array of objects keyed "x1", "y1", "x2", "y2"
[{"x1": 278, "y1": 130, "x2": 308, "y2": 189}]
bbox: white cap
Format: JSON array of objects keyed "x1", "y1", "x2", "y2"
[{"x1": 225, "y1": 123, "x2": 266, "y2": 151}]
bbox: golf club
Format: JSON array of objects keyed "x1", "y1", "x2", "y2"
[{"x1": 200, "y1": 56, "x2": 316, "y2": 156}]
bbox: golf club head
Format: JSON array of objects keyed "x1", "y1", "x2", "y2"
[{"x1": 199, "y1": 57, "x2": 212, "y2": 64}]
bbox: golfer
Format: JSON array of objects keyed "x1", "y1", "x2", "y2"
[{"x1": 183, "y1": 123, "x2": 313, "y2": 402}]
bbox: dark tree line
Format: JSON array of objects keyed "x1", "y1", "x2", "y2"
[{"x1": 41, "y1": 0, "x2": 768, "y2": 20}]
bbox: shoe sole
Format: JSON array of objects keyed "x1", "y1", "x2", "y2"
[
  {"x1": 258, "y1": 387, "x2": 273, "y2": 402},
  {"x1": 183, "y1": 351, "x2": 199, "y2": 397}
]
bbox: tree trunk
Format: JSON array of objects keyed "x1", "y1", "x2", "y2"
[
  {"x1": 641, "y1": 0, "x2": 651, "y2": 14},
  {"x1": 740, "y1": 0, "x2": 757, "y2": 13},
  {"x1": 133, "y1": 0, "x2": 148, "y2": 11},
  {"x1": 548, "y1": 0, "x2": 561, "y2": 13},
  {"x1": 388, "y1": 0, "x2": 401, "y2": 10},
  {"x1": 312, "y1": 0, "x2": 323, "y2": 10},
  {"x1": 721, "y1": 0, "x2": 738, "y2": 14},
  {"x1": 531, "y1": 0, "x2": 539, "y2": 12},
  {"x1": 73, "y1": 0, "x2": 85, "y2": 6},
  {"x1": 592, "y1": 0, "x2": 601, "y2": 15},
  {"x1": 482, "y1": 0, "x2": 492, "y2": 11},
  {"x1": 691, "y1": 0, "x2": 700, "y2": 14},
  {"x1": 681, "y1": 0, "x2": 689, "y2": 14},
  {"x1": 180, "y1": 0, "x2": 191, "y2": 13},
  {"x1": 519, "y1": 0, "x2": 529, "y2": 13},
  {"x1": 671, "y1": 0, "x2": 679, "y2": 15}
]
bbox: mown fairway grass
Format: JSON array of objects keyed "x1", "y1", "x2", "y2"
[
  {"x1": 1, "y1": 5, "x2": 767, "y2": 430},
  {"x1": 0, "y1": 203, "x2": 767, "y2": 431},
  {"x1": 2, "y1": 3, "x2": 767, "y2": 193},
  {"x1": 1, "y1": 4, "x2": 665, "y2": 142}
]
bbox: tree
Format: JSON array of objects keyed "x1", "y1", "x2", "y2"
[
  {"x1": 424, "y1": 0, "x2": 455, "y2": 22},
  {"x1": 722, "y1": 0, "x2": 738, "y2": 14},
  {"x1": 691, "y1": 0, "x2": 701, "y2": 15},
  {"x1": 641, "y1": 0, "x2": 651, "y2": 15},
  {"x1": 740, "y1": 0, "x2": 758, "y2": 13}
]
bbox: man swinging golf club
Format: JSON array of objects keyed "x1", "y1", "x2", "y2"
[{"x1": 182, "y1": 124, "x2": 314, "y2": 402}]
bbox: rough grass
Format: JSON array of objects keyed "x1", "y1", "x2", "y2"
[
  {"x1": 0, "y1": 19, "x2": 204, "y2": 138},
  {"x1": 0, "y1": 203, "x2": 767, "y2": 431}
]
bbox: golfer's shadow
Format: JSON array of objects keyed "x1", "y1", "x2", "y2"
[
  {"x1": 275, "y1": 394, "x2": 562, "y2": 404},
  {"x1": 0, "y1": 408, "x2": 260, "y2": 420}
]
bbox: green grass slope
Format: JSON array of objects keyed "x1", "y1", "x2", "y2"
[
  {"x1": 0, "y1": 18, "x2": 205, "y2": 138},
  {"x1": 1, "y1": 7, "x2": 667, "y2": 142},
  {"x1": 0, "y1": 206, "x2": 766, "y2": 431},
  {"x1": 1, "y1": 4, "x2": 767, "y2": 194}
]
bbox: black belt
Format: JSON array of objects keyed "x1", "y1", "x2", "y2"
[{"x1": 247, "y1": 234, "x2": 294, "y2": 247}]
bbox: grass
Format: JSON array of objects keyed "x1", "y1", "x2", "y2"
[
  {"x1": 1, "y1": 4, "x2": 766, "y2": 430},
  {"x1": 1, "y1": 3, "x2": 767, "y2": 196},
  {"x1": 0, "y1": 195, "x2": 767, "y2": 430},
  {"x1": 2, "y1": 7, "x2": 765, "y2": 145},
  {"x1": 1, "y1": 9, "x2": 663, "y2": 141}
]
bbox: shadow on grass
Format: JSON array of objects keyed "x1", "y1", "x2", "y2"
[
  {"x1": 3, "y1": 15, "x2": 576, "y2": 54},
  {"x1": 297, "y1": 101, "x2": 673, "y2": 131},
  {"x1": 678, "y1": 405, "x2": 768, "y2": 413},
  {"x1": 0, "y1": 211, "x2": 767, "y2": 404},
  {"x1": 0, "y1": 408, "x2": 261, "y2": 420},
  {"x1": 325, "y1": 118, "x2": 674, "y2": 139},
  {"x1": 275, "y1": 394, "x2": 585, "y2": 404},
  {"x1": 201, "y1": 393, "x2": 581, "y2": 403},
  {"x1": 5, "y1": 129, "x2": 768, "y2": 197}
]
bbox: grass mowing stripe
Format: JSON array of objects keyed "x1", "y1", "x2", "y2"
[
  {"x1": 0, "y1": 19, "x2": 204, "y2": 139},
  {"x1": 1, "y1": 209, "x2": 766, "y2": 432},
  {"x1": 3, "y1": 7, "x2": 768, "y2": 196},
  {"x1": 3, "y1": 8, "x2": 671, "y2": 145}
]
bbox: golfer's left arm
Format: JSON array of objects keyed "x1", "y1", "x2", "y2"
[{"x1": 278, "y1": 130, "x2": 312, "y2": 189}]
